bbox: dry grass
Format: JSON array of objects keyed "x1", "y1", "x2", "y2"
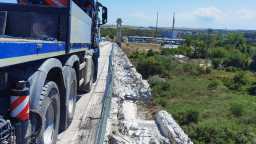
[{"x1": 121, "y1": 42, "x2": 162, "y2": 54}]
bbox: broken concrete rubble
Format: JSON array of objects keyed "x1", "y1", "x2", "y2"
[
  {"x1": 105, "y1": 43, "x2": 193, "y2": 144},
  {"x1": 157, "y1": 111, "x2": 193, "y2": 144}
]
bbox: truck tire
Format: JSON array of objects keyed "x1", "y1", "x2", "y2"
[
  {"x1": 38, "y1": 81, "x2": 60, "y2": 144},
  {"x1": 84, "y1": 61, "x2": 94, "y2": 92},
  {"x1": 93, "y1": 61, "x2": 98, "y2": 83},
  {"x1": 65, "y1": 68, "x2": 77, "y2": 128}
]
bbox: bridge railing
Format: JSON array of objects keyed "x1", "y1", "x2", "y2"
[{"x1": 94, "y1": 43, "x2": 114, "y2": 144}]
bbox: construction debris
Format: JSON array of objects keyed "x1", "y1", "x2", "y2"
[
  {"x1": 157, "y1": 111, "x2": 193, "y2": 144},
  {"x1": 105, "y1": 43, "x2": 193, "y2": 144}
]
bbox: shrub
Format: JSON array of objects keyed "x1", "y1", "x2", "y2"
[
  {"x1": 247, "y1": 115, "x2": 256, "y2": 124},
  {"x1": 208, "y1": 80, "x2": 219, "y2": 90},
  {"x1": 182, "y1": 63, "x2": 205, "y2": 76},
  {"x1": 129, "y1": 51, "x2": 139, "y2": 58},
  {"x1": 148, "y1": 75, "x2": 166, "y2": 87},
  {"x1": 147, "y1": 49, "x2": 154, "y2": 57},
  {"x1": 233, "y1": 72, "x2": 248, "y2": 85},
  {"x1": 223, "y1": 52, "x2": 248, "y2": 69},
  {"x1": 161, "y1": 48, "x2": 178, "y2": 56},
  {"x1": 190, "y1": 118, "x2": 248, "y2": 144},
  {"x1": 212, "y1": 58, "x2": 223, "y2": 69},
  {"x1": 249, "y1": 55, "x2": 256, "y2": 71},
  {"x1": 173, "y1": 109, "x2": 199, "y2": 126},
  {"x1": 230, "y1": 103, "x2": 244, "y2": 117},
  {"x1": 205, "y1": 67, "x2": 212, "y2": 74},
  {"x1": 137, "y1": 57, "x2": 160, "y2": 79},
  {"x1": 186, "y1": 109, "x2": 199, "y2": 124},
  {"x1": 222, "y1": 72, "x2": 248, "y2": 91},
  {"x1": 210, "y1": 47, "x2": 227, "y2": 58},
  {"x1": 161, "y1": 81, "x2": 171, "y2": 91},
  {"x1": 225, "y1": 66, "x2": 240, "y2": 72},
  {"x1": 247, "y1": 82, "x2": 256, "y2": 95},
  {"x1": 152, "y1": 98, "x2": 170, "y2": 108}
]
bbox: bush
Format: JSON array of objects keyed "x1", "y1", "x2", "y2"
[
  {"x1": 212, "y1": 58, "x2": 223, "y2": 69},
  {"x1": 152, "y1": 98, "x2": 170, "y2": 108},
  {"x1": 129, "y1": 51, "x2": 139, "y2": 58},
  {"x1": 186, "y1": 109, "x2": 199, "y2": 124},
  {"x1": 249, "y1": 55, "x2": 256, "y2": 71},
  {"x1": 161, "y1": 48, "x2": 179, "y2": 56},
  {"x1": 247, "y1": 82, "x2": 256, "y2": 95},
  {"x1": 148, "y1": 75, "x2": 166, "y2": 87},
  {"x1": 225, "y1": 66, "x2": 240, "y2": 72},
  {"x1": 233, "y1": 72, "x2": 248, "y2": 85},
  {"x1": 182, "y1": 63, "x2": 205, "y2": 76},
  {"x1": 247, "y1": 115, "x2": 256, "y2": 124},
  {"x1": 230, "y1": 103, "x2": 244, "y2": 117},
  {"x1": 137, "y1": 57, "x2": 160, "y2": 79},
  {"x1": 190, "y1": 118, "x2": 248, "y2": 144},
  {"x1": 208, "y1": 80, "x2": 219, "y2": 90},
  {"x1": 205, "y1": 67, "x2": 212, "y2": 74},
  {"x1": 210, "y1": 47, "x2": 227, "y2": 58},
  {"x1": 222, "y1": 72, "x2": 248, "y2": 91},
  {"x1": 147, "y1": 49, "x2": 155, "y2": 57},
  {"x1": 173, "y1": 109, "x2": 199, "y2": 126},
  {"x1": 223, "y1": 53, "x2": 248, "y2": 69}
]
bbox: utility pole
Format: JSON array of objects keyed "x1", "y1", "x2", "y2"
[
  {"x1": 170, "y1": 12, "x2": 175, "y2": 48},
  {"x1": 154, "y1": 12, "x2": 158, "y2": 50},
  {"x1": 207, "y1": 28, "x2": 213, "y2": 61},
  {"x1": 116, "y1": 18, "x2": 122, "y2": 47}
]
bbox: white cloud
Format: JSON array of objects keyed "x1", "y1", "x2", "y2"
[
  {"x1": 237, "y1": 9, "x2": 255, "y2": 19},
  {"x1": 176, "y1": 7, "x2": 224, "y2": 21},
  {"x1": 128, "y1": 13, "x2": 151, "y2": 19},
  {"x1": 194, "y1": 7, "x2": 223, "y2": 20}
]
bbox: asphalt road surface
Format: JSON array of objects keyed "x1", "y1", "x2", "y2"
[{"x1": 57, "y1": 42, "x2": 112, "y2": 144}]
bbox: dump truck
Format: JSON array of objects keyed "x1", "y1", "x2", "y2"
[{"x1": 0, "y1": 0, "x2": 107, "y2": 143}]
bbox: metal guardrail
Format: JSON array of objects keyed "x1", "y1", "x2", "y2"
[{"x1": 94, "y1": 43, "x2": 114, "y2": 144}]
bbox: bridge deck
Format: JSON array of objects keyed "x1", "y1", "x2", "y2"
[{"x1": 57, "y1": 42, "x2": 112, "y2": 144}]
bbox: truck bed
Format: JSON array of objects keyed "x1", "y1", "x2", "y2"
[
  {"x1": 0, "y1": 38, "x2": 66, "y2": 68},
  {"x1": 0, "y1": 38, "x2": 57, "y2": 43}
]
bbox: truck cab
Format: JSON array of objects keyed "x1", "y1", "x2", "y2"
[{"x1": 0, "y1": 0, "x2": 107, "y2": 143}]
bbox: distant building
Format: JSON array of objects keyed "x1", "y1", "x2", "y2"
[
  {"x1": 148, "y1": 26, "x2": 156, "y2": 30},
  {"x1": 162, "y1": 31, "x2": 192, "y2": 39},
  {"x1": 128, "y1": 36, "x2": 186, "y2": 45},
  {"x1": 177, "y1": 32, "x2": 192, "y2": 38},
  {"x1": 246, "y1": 39, "x2": 256, "y2": 45},
  {"x1": 138, "y1": 27, "x2": 146, "y2": 30}
]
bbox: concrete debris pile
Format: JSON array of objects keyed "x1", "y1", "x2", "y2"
[
  {"x1": 105, "y1": 44, "x2": 169, "y2": 144},
  {"x1": 157, "y1": 111, "x2": 193, "y2": 144},
  {"x1": 105, "y1": 44, "x2": 193, "y2": 144},
  {"x1": 112, "y1": 45, "x2": 151, "y2": 103}
]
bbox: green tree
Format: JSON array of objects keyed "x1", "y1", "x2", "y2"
[
  {"x1": 178, "y1": 45, "x2": 193, "y2": 57},
  {"x1": 210, "y1": 47, "x2": 227, "y2": 58},
  {"x1": 225, "y1": 33, "x2": 247, "y2": 53},
  {"x1": 192, "y1": 40, "x2": 207, "y2": 58},
  {"x1": 249, "y1": 55, "x2": 256, "y2": 71},
  {"x1": 223, "y1": 52, "x2": 248, "y2": 69}
]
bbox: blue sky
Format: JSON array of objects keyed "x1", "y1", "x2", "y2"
[{"x1": 1, "y1": 0, "x2": 256, "y2": 30}]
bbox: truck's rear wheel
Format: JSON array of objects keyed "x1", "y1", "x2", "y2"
[
  {"x1": 38, "y1": 81, "x2": 60, "y2": 144},
  {"x1": 93, "y1": 61, "x2": 98, "y2": 83},
  {"x1": 66, "y1": 68, "x2": 77, "y2": 127}
]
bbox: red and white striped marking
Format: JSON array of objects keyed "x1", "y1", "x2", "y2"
[{"x1": 10, "y1": 96, "x2": 29, "y2": 120}]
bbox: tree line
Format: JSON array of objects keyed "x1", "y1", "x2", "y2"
[
  {"x1": 100, "y1": 28, "x2": 163, "y2": 39},
  {"x1": 165, "y1": 33, "x2": 256, "y2": 71}
]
